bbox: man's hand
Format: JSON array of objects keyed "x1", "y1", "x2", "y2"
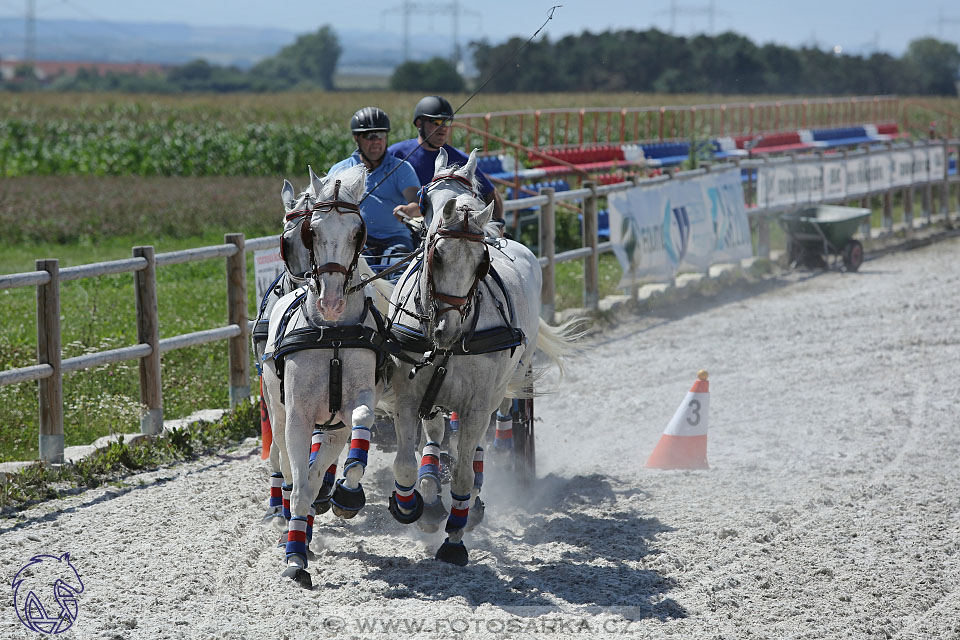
[{"x1": 393, "y1": 202, "x2": 421, "y2": 221}]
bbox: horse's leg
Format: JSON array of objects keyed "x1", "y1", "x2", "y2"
[
  {"x1": 436, "y1": 409, "x2": 487, "y2": 566},
  {"x1": 281, "y1": 400, "x2": 324, "y2": 589},
  {"x1": 416, "y1": 413, "x2": 451, "y2": 533},
  {"x1": 388, "y1": 401, "x2": 424, "y2": 524},
  {"x1": 308, "y1": 429, "x2": 337, "y2": 516},
  {"x1": 491, "y1": 397, "x2": 514, "y2": 452},
  {"x1": 330, "y1": 390, "x2": 376, "y2": 519},
  {"x1": 464, "y1": 445, "x2": 485, "y2": 532}
]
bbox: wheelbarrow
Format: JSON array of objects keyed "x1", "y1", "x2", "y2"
[{"x1": 778, "y1": 204, "x2": 871, "y2": 272}]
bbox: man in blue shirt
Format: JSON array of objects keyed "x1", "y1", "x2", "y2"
[
  {"x1": 388, "y1": 95, "x2": 504, "y2": 225},
  {"x1": 329, "y1": 107, "x2": 420, "y2": 255}
]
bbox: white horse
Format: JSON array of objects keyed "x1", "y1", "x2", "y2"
[
  {"x1": 260, "y1": 164, "x2": 389, "y2": 588},
  {"x1": 386, "y1": 150, "x2": 576, "y2": 565},
  {"x1": 254, "y1": 168, "x2": 394, "y2": 528}
]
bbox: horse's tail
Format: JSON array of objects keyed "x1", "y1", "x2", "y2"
[
  {"x1": 506, "y1": 316, "x2": 587, "y2": 398},
  {"x1": 532, "y1": 316, "x2": 586, "y2": 379}
]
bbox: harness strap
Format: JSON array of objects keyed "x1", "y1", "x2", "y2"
[{"x1": 418, "y1": 351, "x2": 452, "y2": 420}]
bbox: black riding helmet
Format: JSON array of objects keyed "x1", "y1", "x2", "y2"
[
  {"x1": 413, "y1": 95, "x2": 454, "y2": 125},
  {"x1": 350, "y1": 106, "x2": 391, "y2": 134}
]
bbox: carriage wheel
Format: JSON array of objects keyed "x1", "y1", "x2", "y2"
[
  {"x1": 842, "y1": 240, "x2": 864, "y2": 272},
  {"x1": 511, "y1": 366, "x2": 537, "y2": 487}
]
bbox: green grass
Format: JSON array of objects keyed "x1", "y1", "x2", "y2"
[{"x1": 0, "y1": 399, "x2": 259, "y2": 513}]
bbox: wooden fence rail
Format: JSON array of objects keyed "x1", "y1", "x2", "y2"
[{"x1": 0, "y1": 139, "x2": 957, "y2": 464}]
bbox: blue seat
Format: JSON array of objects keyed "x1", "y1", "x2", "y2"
[{"x1": 811, "y1": 126, "x2": 874, "y2": 148}]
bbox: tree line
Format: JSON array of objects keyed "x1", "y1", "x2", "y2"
[
  {"x1": 471, "y1": 30, "x2": 960, "y2": 96},
  {"x1": 2, "y1": 26, "x2": 958, "y2": 95}
]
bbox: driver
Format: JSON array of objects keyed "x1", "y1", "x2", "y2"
[
  {"x1": 328, "y1": 107, "x2": 421, "y2": 261},
  {"x1": 388, "y1": 95, "x2": 504, "y2": 226}
]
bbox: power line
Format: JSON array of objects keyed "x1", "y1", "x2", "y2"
[
  {"x1": 656, "y1": 0, "x2": 731, "y2": 35},
  {"x1": 385, "y1": 0, "x2": 481, "y2": 65}
]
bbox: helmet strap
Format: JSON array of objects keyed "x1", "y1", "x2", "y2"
[{"x1": 418, "y1": 124, "x2": 441, "y2": 151}]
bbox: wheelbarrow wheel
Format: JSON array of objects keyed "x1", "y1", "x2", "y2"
[
  {"x1": 842, "y1": 240, "x2": 864, "y2": 272},
  {"x1": 786, "y1": 238, "x2": 801, "y2": 267}
]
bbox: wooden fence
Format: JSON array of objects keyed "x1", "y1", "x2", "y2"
[{"x1": 1, "y1": 139, "x2": 957, "y2": 465}]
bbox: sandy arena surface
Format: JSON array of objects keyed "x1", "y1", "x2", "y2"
[{"x1": 3, "y1": 235, "x2": 960, "y2": 639}]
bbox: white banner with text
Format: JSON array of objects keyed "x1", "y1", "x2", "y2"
[{"x1": 756, "y1": 145, "x2": 945, "y2": 207}]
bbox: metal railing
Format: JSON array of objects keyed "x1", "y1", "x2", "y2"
[
  {"x1": 1, "y1": 138, "x2": 956, "y2": 465},
  {"x1": 456, "y1": 96, "x2": 901, "y2": 152}
]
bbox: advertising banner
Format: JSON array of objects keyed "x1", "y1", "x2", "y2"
[
  {"x1": 609, "y1": 169, "x2": 751, "y2": 286},
  {"x1": 254, "y1": 248, "x2": 285, "y2": 318}
]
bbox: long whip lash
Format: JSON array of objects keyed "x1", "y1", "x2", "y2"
[{"x1": 359, "y1": 5, "x2": 562, "y2": 205}]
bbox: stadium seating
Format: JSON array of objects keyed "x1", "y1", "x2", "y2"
[
  {"x1": 639, "y1": 141, "x2": 691, "y2": 167},
  {"x1": 745, "y1": 131, "x2": 817, "y2": 154}
]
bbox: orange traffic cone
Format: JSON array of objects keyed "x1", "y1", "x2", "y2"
[
  {"x1": 646, "y1": 370, "x2": 710, "y2": 470},
  {"x1": 260, "y1": 378, "x2": 272, "y2": 460}
]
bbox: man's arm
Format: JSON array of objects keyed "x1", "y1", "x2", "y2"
[
  {"x1": 483, "y1": 187, "x2": 504, "y2": 223},
  {"x1": 393, "y1": 186, "x2": 422, "y2": 220}
]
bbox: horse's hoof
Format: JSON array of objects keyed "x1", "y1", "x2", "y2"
[
  {"x1": 330, "y1": 479, "x2": 365, "y2": 518},
  {"x1": 313, "y1": 482, "x2": 333, "y2": 515},
  {"x1": 281, "y1": 565, "x2": 313, "y2": 589},
  {"x1": 388, "y1": 490, "x2": 424, "y2": 524},
  {"x1": 416, "y1": 498, "x2": 448, "y2": 534},
  {"x1": 276, "y1": 531, "x2": 288, "y2": 548},
  {"x1": 464, "y1": 497, "x2": 485, "y2": 532},
  {"x1": 435, "y1": 538, "x2": 469, "y2": 566}
]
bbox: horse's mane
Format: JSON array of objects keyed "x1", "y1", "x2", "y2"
[
  {"x1": 317, "y1": 164, "x2": 367, "y2": 203},
  {"x1": 435, "y1": 162, "x2": 483, "y2": 198}
]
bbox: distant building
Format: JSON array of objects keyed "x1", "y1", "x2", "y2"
[{"x1": 0, "y1": 59, "x2": 169, "y2": 82}]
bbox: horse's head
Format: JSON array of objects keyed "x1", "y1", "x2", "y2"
[
  {"x1": 419, "y1": 148, "x2": 482, "y2": 226},
  {"x1": 423, "y1": 194, "x2": 495, "y2": 350},
  {"x1": 282, "y1": 164, "x2": 367, "y2": 321}
]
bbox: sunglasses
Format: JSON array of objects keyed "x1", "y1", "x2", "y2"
[
  {"x1": 423, "y1": 117, "x2": 453, "y2": 127},
  {"x1": 359, "y1": 131, "x2": 387, "y2": 140}
]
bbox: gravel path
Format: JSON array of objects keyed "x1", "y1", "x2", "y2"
[{"x1": 3, "y1": 236, "x2": 960, "y2": 639}]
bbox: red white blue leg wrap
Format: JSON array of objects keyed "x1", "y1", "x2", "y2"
[
  {"x1": 493, "y1": 412, "x2": 513, "y2": 450},
  {"x1": 344, "y1": 426, "x2": 371, "y2": 473},
  {"x1": 419, "y1": 442, "x2": 441, "y2": 484},
  {"x1": 446, "y1": 491, "x2": 471, "y2": 532}
]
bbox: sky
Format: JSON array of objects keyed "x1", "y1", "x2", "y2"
[{"x1": 0, "y1": 0, "x2": 958, "y2": 56}]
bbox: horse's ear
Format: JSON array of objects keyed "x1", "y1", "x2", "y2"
[
  {"x1": 462, "y1": 148, "x2": 478, "y2": 179},
  {"x1": 472, "y1": 200, "x2": 494, "y2": 229},
  {"x1": 441, "y1": 198, "x2": 458, "y2": 225},
  {"x1": 434, "y1": 147, "x2": 449, "y2": 177},
  {"x1": 308, "y1": 165, "x2": 324, "y2": 195},
  {"x1": 281, "y1": 179, "x2": 296, "y2": 212}
]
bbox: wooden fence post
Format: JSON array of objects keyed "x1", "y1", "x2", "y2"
[
  {"x1": 225, "y1": 233, "x2": 250, "y2": 408},
  {"x1": 922, "y1": 141, "x2": 933, "y2": 224},
  {"x1": 36, "y1": 259, "x2": 63, "y2": 465},
  {"x1": 903, "y1": 182, "x2": 914, "y2": 235},
  {"x1": 133, "y1": 246, "x2": 163, "y2": 435},
  {"x1": 539, "y1": 187, "x2": 556, "y2": 323},
  {"x1": 582, "y1": 181, "x2": 599, "y2": 311},
  {"x1": 942, "y1": 139, "x2": 951, "y2": 218}
]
